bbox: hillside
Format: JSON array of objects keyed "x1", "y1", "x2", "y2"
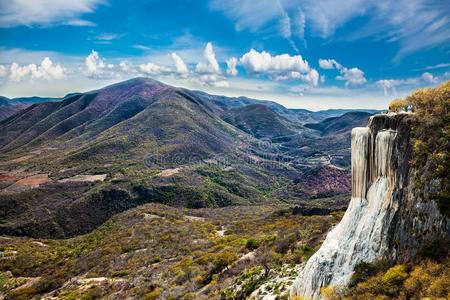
[
  {"x1": 222, "y1": 104, "x2": 305, "y2": 139},
  {"x1": 304, "y1": 111, "x2": 372, "y2": 135}
]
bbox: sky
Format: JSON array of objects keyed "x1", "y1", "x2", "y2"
[{"x1": 0, "y1": 0, "x2": 449, "y2": 110}]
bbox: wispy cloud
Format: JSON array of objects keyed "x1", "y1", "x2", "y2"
[
  {"x1": 0, "y1": 0, "x2": 104, "y2": 27},
  {"x1": 95, "y1": 33, "x2": 121, "y2": 41},
  {"x1": 132, "y1": 44, "x2": 151, "y2": 51},
  {"x1": 419, "y1": 62, "x2": 450, "y2": 71},
  {"x1": 211, "y1": 0, "x2": 450, "y2": 60}
]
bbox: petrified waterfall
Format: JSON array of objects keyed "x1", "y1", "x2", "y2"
[{"x1": 290, "y1": 119, "x2": 398, "y2": 299}]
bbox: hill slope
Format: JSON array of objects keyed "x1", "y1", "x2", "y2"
[
  {"x1": 304, "y1": 111, "x2": 372, "y2": 135},
  {"x1": 222, "y1": 104, "x2": 304, "y2": 139}
]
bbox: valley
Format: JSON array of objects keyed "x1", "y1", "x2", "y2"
[{"x1": 0, "y1": 78, "x2": 448, "y2": 300}]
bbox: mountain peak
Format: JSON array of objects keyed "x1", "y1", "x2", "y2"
[{"x1": 102, "y1": 77, "x2": 167, "y2": 90}]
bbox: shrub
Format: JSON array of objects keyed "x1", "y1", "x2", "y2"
[
  {"x1": 320, "y1": 285, "x2": 341, "y2": 300},
  {"x1": 382, "y1": 265, "x2": 409, "y2": 295},
  {"x1": 144, "y1": 287, "x2": 163, "y2": 300},
  {"x1": 246, "y1": 238, "x2": 260, "y2": 251},
  {"x1": 213, "y1": 251, "x2": 238, "y2": 273},
  {"x1": 389, "y1": 98, "x2": 409, "y2": 112},
  {"x1": 293, "y1": 245, "x2": 315, "y2": 263},
  {"x1": 349, "y1": 260, "x2": 390, "y2": 287}
]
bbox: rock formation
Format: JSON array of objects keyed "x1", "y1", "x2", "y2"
[{"x1": 291, "y1": 113, "x2": 449, "y2": 299}]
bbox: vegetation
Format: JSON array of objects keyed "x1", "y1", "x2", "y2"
[
  {"x1": 344, "y1": 258, "x2": 450, "y2": 299},
  {"x1": 389, "y1": 81, "x2": 450, "y2": 216},
  {"x1": 388, "y1": 98, "x2": 409, "y2": 112},
  {"x1": 0, "y1": 203, "x2": 338, "y2": 299},
  {"x1": 317, "y1": 257, "x2": 450, "y2": 299}
]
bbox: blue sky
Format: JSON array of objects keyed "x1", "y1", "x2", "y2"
[{"x1": 0, "y1": 0, "x2": 449, "y2": 110}]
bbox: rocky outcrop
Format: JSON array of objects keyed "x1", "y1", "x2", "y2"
[{"x1": 290, "y1": 113, "x2": 450, "y2": 299}]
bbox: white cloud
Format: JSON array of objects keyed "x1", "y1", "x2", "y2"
[
  {"x1": 301, "y1": 69, "x2": 319, "y2": 87},
  {"x1": 0, "y1": 65, "x2": 7, "y2": 77},
  {"x1": 337, "y1": 67, "x2": 367, "y2": 87},
  {"x1": 197, "y1": 74, "x2": 229, "y2": 87},
  {"x1": 195, "y1": 42, "x2": 220, "y2": 74},
  {"x1": 84, "y1": 50, "x2": 116, "y2": 79},
  {"x1": 377, "y1": 79, "x2": 400, "y2": 96},
  {"x1": 240, "y1": 49, "x2": 310, "y2": 73},
  {"x1": 239, "y1": 49, "x2": 318, "y2": 86},
  {"x1": 64, "y1": 18, "x2": 96, "y2": 27},
  {"x1": 138, "y1": 62, "x2": 170, "y2": 75},
  {"x1": 191, "y1": 44, "x2": 230, "y2": 87},
  {"x1": 170, "y1": 53, "x2": 189, "y2": 74},
  {"x1": 318, "y1": 59, "x2": 341, "y2": 70},
  {"x1": 0, "y1": 0, "x2": 103, "y2": 27},
  {"x1": 9, "y1": 57, "x2": 67, "y2": 82},
  {"x1": 376, "y1": 77, "x2": 423, "y2": 95},
  {"x1": 226, "y1": 57, "x2": 238, "y2": 76},
  {"x1": 194, "y1": 43, "x2": 229, "y2": 87},
  {"x1": 119, "y1": 60, "x2": 134, "y2": 73},
  {"x1": 319, "y1": 58, "x2": 366, "y2": 87},
  {"x1": 421, "y1": 72, "x2": 438, "y2": 83}
]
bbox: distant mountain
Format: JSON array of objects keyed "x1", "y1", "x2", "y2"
[
  {"x1": 313, "y1": 108, "x2": 384, "y2": 118},
  {"x1": 0, "y1": 95, "x2": 63, "y2": 121},
  {"x1": 0, "y1": 97, "x2": 28, "y2": 121},
  {"x1": 190, "y1": 91, "x2": 381, "y2": 124},
  {"x1": 222, "y1": 104, "x2": 304, "y2": 139},
  {"x1": 7, "y1": 96, "x2": 63, "y2": 105},
  {"x1": 304, "y1": 112, "x2": 373, "y2": 135}
]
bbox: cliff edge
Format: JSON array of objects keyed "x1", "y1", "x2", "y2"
[{"x1": 291, "y1": 112, "x2": 449, "y2": 299}]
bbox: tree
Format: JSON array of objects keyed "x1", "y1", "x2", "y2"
[
  {"x1": 256, "y1": 246, "x2": 282, "y2": 278},
  {"x1": 389, "y1": 98, "x2": 409, "y2": 112}
]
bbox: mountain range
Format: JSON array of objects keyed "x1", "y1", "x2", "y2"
[{"x1": 0, "y1": 77, "x2": 377, "y2": 238}]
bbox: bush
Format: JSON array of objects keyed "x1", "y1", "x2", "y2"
[
  {"x1": 382, "y1": 265, "x2": 409, "y2": 295},
  {"x1": 389, "y1": 98, "x2": 409, "y2": 112},
  {"x1": 144, "y1": 287, "x2": 162, "y2": 300},
  {"x1": 246, "y1": 238, "x2": 260, "y2": 251},
  {"x1": 350, "y1": 260, "x2": 389, "y2": 287},
  {"x1": 293, "y1": 245, "x2": 315, "y2": 263},
  {"x1": 320, "y1": 285, "x2": 341, "y2": 300},
  {"x1": 213, "y1": 252, "x2": 238, "y2": 272}
]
